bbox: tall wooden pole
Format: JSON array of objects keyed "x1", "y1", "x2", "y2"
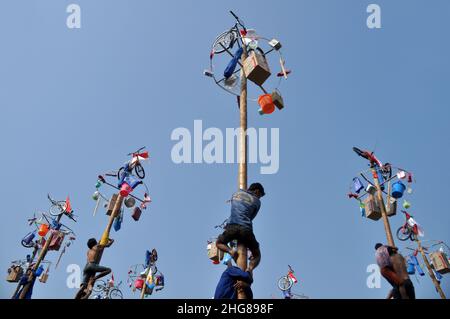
[
  {"x1": 416, "y1": 239, "x2": 446, "y2": 299},
  {"x1": 140, "y1": 266, "x2": 150, "y2": 299},
  {"x1": 371, "y1": 166, "x2": 395, "y2": 247},
  {"x1": 18, "y1": 214, "x2": 63, "y2": 299},
  {"x1": 99, "y1": 194, "x2": 123, "y2": 246},
  {"x1": 11, "y1": 245, "x2": 39, "y2": 298},
  {"x1": 236, "y1": 41, "x2": 249, "y2": 300}
]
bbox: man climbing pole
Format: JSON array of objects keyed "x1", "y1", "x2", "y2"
[
  {"x1": 215, "y1": 183, "x2": 265, "y2": 281},
  {"x1": 374, "y1": 243, "x2": 415, "y2": 299},
  {"x1": 74, "y1": 237, "x2": 114, "y2": 299},
  {"x1": 214, "y1": 253, "x2": 253, "y2": 299}
]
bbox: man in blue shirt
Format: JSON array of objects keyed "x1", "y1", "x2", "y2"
[
  {"x1": 216, "y1": 183, "x2": 265, "y2": 276},
  {"x1": 214, "y1": 265, "x2": 253, "y2": 299}
]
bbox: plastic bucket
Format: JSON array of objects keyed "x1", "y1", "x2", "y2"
[
  {"x1": 124, "y1": 197, "x2": 136, "y2": 208},
  {"x1": 38, "y1": 224, "x2": 49, "y2": 237},
  {"x1": 135, "y1": 278, "x2": 144, "y2": 290},
  {"x1": 23, "y1": 232, "x2": 36, "y2": 245},
  {"x1": 258, "y1": 94, "x2": 275, "y2": 114},
  {"x1": 392, "y1": 182, "x2": 406, "y2": 199},
  {"x1": 120, "y1": 182, "x2": 132, "y2": 197}
]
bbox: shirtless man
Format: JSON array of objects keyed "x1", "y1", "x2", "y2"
[
  {"x1": 390, "y1": 252, "x2": 416, "y2": 299},
  {"x1": 74, "y1": 237, "x2": 114, "y2": 299}
]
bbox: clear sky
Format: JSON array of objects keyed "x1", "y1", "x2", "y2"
[{"x1": 0, "y1": 0, "x2": 449, "y2": 299}]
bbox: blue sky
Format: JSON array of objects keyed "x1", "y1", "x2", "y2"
[{"x1": 0, "y1": 0, "x2": 449, "y2": 299}]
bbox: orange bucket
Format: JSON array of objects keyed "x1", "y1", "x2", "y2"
[
  {"x1": 258, "y1": 94, "x2": 275, "y2": 114},
  {"x1": 38, "y1": 224, "x2": 49, "y2": 237}
]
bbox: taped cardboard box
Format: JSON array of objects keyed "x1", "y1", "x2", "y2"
[
  {"x1": 271, "y1": 91, "x2": 284, "y2": 110},
  {"x1": 207, "y1": 242, "x2": 224, "y2": 263},
  {"x1": 243, "y1": 50, "x2": 271, "y2": 86},
  {"x1": 430, "y1": 252, "x2": 450, "y2": 274},
  {"x1": 39, "y1": 273, "x2": 49, "y2": 283},
  {"x1": 6, "y1": 266, "x2": 23, "y2": 283},
  {"x1": 386, "y1": 197, "x2": 397, "y2": 217},
  {"x1": 364, "y1": 194, "x2": 382, "y2": 221}
]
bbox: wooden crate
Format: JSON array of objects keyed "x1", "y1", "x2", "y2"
[
  {"x1": 6, "y1": 266, "x2": 23, "y2": 283},
  {"x1": 430, "y1": 252, "x2": 450, "y2": 274},
  {"x1": 364, "y1": 195, "x2": 382, "y2": 221}
]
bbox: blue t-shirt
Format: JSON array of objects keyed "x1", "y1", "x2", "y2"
[
  {"x1": 214, "y1": 266, "x2": 253, "y2": 299},
  {"x1": 228, "y1": 190, "x2": 261, "y2": 231}
]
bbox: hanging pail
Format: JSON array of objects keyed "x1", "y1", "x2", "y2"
[
  {"x1": 392, "y1": 181, "x2": 406, "y2": 199},
  {"x1": 258, "y1": 94, "x2": 275, "y2": 114},
  {"x1": 353, "y1": 177, "x2": 364, "y2": 194},
  {"x1": 120, "y1": 182, "x2": 132, "y2": 197},
  {"x1": 23, "y1": 232, "x2": 36, "y2": 245},
  {"x1": 38, "y1": 224, "x2": 49, "y2": 237},
  {"x1": 135, "y1": 278, "x2": 144, "y2": 290},
  {"x1": 403, "y1": 200, "x2": 411, "y2": 209},
  {"x1": 35, "y1": 265, "x2": 44, "y2": 277},
  {"x1": 124, "y1": 197, "x2": 136, "y2": 208}
]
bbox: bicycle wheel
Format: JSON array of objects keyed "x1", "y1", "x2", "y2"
[
  {"x1": 212, "y1": 29, "x2": 238, "y2": 54},
  {"x1": 134, "y1": 163, "x2": 145, "y2": 179},
  {"x1": 277, "y1": 276, "x2": 293, "y2": 291},
  {"x1": 49, "y1": 202, "x2": 66, "y2": 216},
  {"x1": 108, "y1": 288, "x2": 123, "y2": 299},
  {"x1": 93, "y1": 280, "x2": 106, "y2": 293},
  {"x1": 117, "y1": 167, "x2": 124, "y2": 180},
  {"x1": 409, "y1": 232, "x2": 418, "y2": 241},
  {"x1": 396, "y1": 226, "x2": 411, "y2": 241},
  {"x1": 21, "y1": 239, "x2": 35, "y2": 248}
]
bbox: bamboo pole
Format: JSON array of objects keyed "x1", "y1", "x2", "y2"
[
  {"x1": 416, "y1": 239, "x2": 446, "y2": 299},
  {"x1": 371, "y1": 166, "x2": 395, "y2": 247},
  {"x1": 236, "y1": 40, "x2": 248, "y2": 300},
  {"x1": 18, "y1": 214, "x2": 62, "y2": 299}
]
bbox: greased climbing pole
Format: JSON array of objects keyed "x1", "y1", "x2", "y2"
[{"x1": 205, "y1": 11, "x2": 290, "y2": 299}]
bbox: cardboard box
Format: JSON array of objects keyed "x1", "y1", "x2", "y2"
[
  {"x1": 6, "y1": 266, "x2": 23, "y2": 283},
  {"x1": 243, "y1": 50, "x2": 271, "y2": 86},
  {"x1": 207, "y1": 242, "x2": 224, "y2": 263},
  {"x1": 430, "y1": 252, "x2": 450, "y2": 274},
  {"x1": 271, "y1": 91, "x2": 284, "y2": 110},
  {"x1": 386, "y1": 197, "x2": 397, "y2": 217},
  {"x1": 106, "y1": 194, "x2": 119, "y2": 216},
  {"x1": 39, "y1": 273, "x2": 49, "y2": 283},
  {"x1": 364, "y1": 195, "x2": 382, "y2": 221}
]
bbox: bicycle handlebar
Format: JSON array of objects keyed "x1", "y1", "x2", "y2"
[{"x1": 229, "y1": 11, "x2": 246, "y2": 31}]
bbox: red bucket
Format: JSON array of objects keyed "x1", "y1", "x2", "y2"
[
  {"x1": 38, "y1": 224, "x2": 49, "y2": 237},
  {"x1": 120, "y1": 183, "x2": 132, "y2": 197},
  {"x1": 135, "y1": 278, "x2": 144, "y2": 290},
  {"x1": 258, "y1": 94, "x2": 275, "y2": 114}
]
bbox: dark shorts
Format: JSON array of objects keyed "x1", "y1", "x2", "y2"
[
  {"x1": 392, "y1": 279, "x2": 416, "y2": 299},
  {"x1": 217, "y1": 224, "x2": 260, "y2": 253},
  {"x1": 82, "y1": 262, "x2": 110, "y2": 284}
]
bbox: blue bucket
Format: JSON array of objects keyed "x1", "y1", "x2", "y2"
[
  {"x1": 23, "y1": 231, "x2": 36, "y2": 245},
  {"x1": 392, "y1": 181, "x2": 406, "y2": 199}
]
